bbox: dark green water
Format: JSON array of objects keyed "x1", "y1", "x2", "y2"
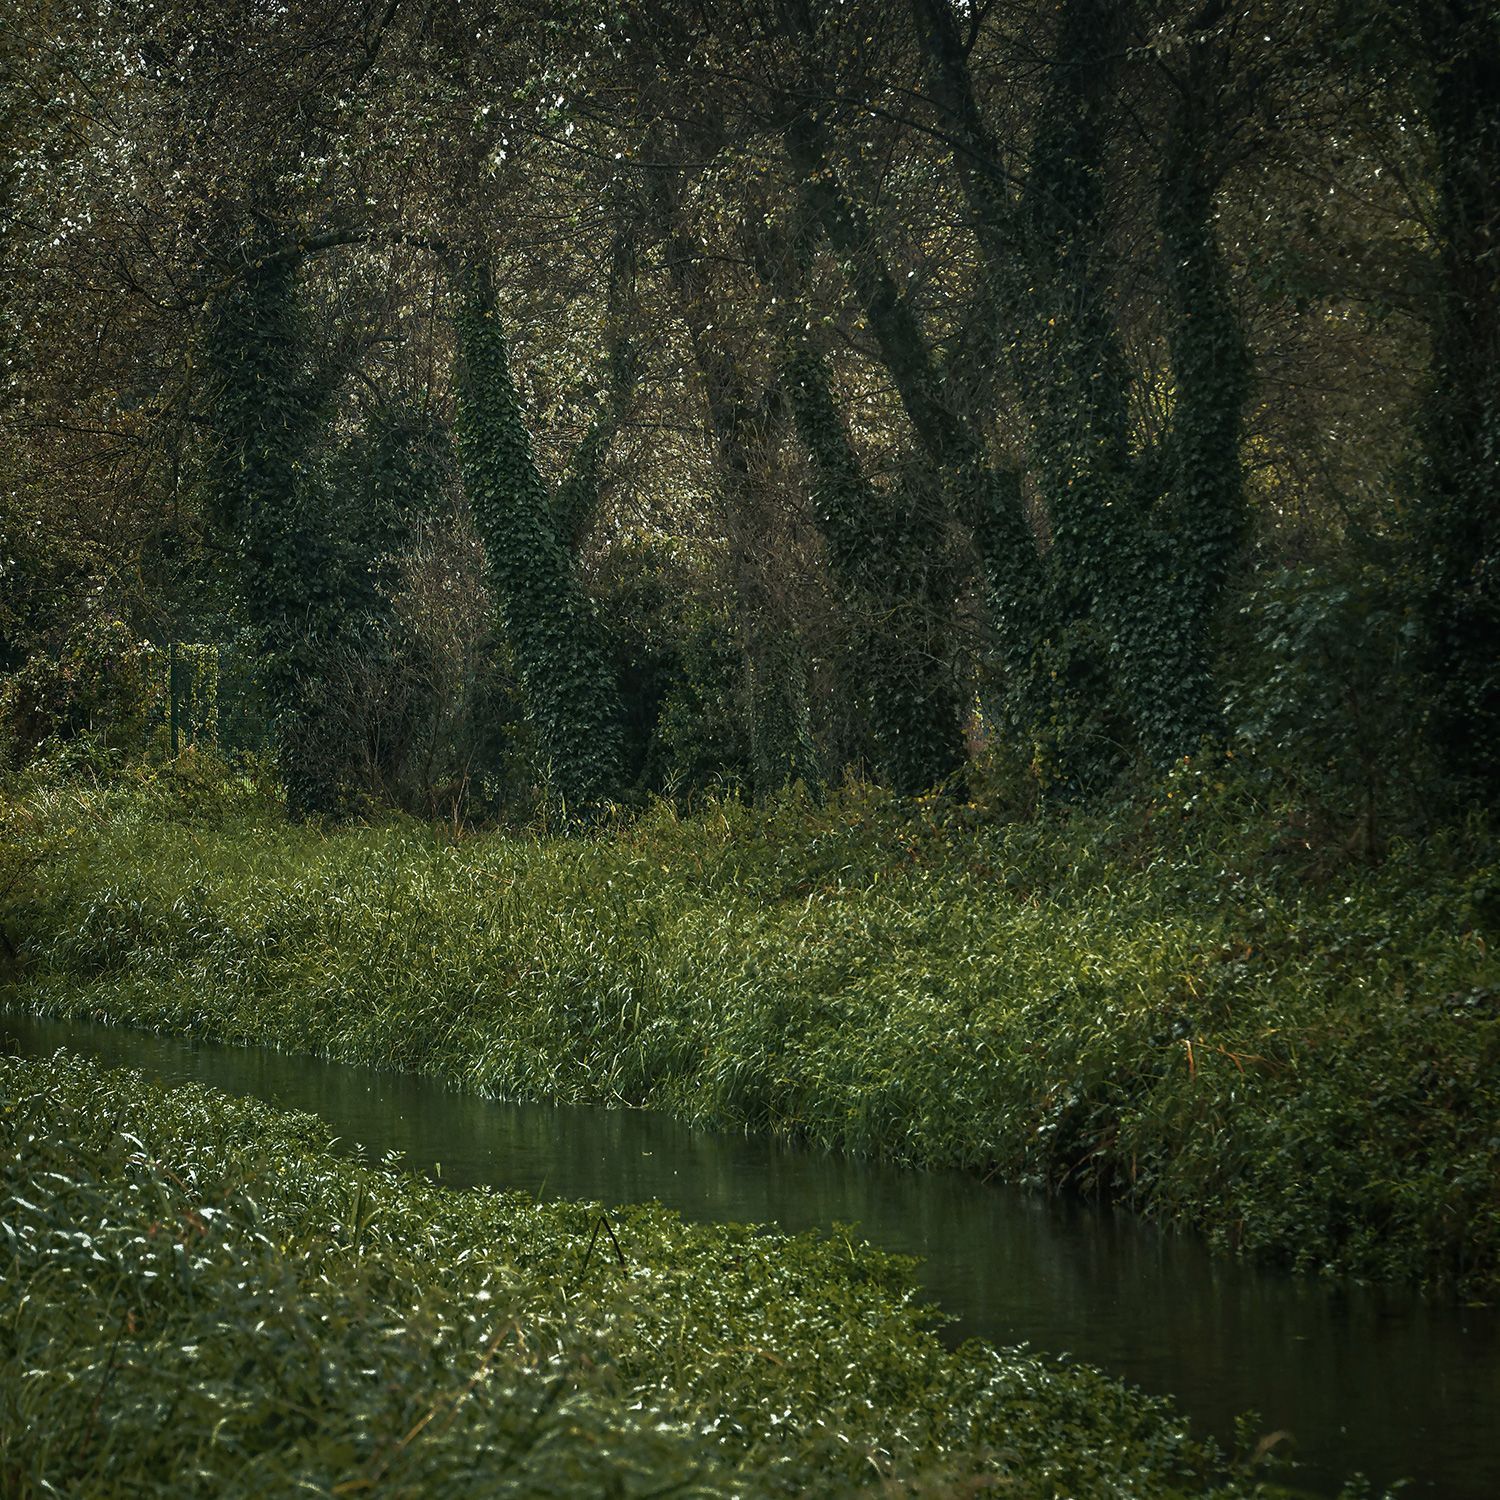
[{"x1": 4, "y1": 1008, "x2": 1496, "y2": 1499}]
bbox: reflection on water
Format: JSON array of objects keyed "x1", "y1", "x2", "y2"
[{"x1": 4, "y1": 1008, "x2": 1496, "y2": 1499}]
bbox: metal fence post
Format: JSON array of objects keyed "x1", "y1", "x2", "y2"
[{"x1": 169, "y1": 639, "x2": 180, "y2": 756}]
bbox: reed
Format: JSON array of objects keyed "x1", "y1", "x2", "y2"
[{"x1": 6, "y1": 757, "x2": 1497, "y2": 1296}]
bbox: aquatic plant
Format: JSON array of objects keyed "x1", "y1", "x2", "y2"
[{"x1": 0, "y1": 1050, "x2": 1290, "y2": 1497}]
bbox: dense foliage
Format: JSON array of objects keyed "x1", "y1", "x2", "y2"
[
  {"x1": 454, "y1": 260, "x2": 626, "y2": 813},
  {"x1": 4, "y1": 4, "x2": 1496, "y2": 1483},
  {"x1": 4, "y1": 0, "x2": 1496, "y2": 814},
  {"x1": 1, "y1": 1049, "x2": 1306, "y2": 1497},
  {"x1": 6, "y1": 763, "x2": 1495, "y2": 1298}
]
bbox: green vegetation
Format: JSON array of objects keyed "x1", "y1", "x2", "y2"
[
  {"x1": 6, "y1": 757, "x2": 1496, "y2": 1299},
  {"x1": 1, "y1": 1048, "x2": 1294, "y2": 1497},
  {"x1": 202, "y1": 246, "x2": 359, "y2": 821},
  {"x1": 10, "y1": 1, "x2": 1498, "y2": 821},
  {"x1": 455, "y1": 258, "x2": 626, "y2": 814},
  {"x1": 5, "y1": 0, "x2": 1499, "y2": 1483}
]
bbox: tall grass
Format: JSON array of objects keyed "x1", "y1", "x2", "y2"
[{"x1": 5, "y1": 756, "x2": 1498, "y2": 1295}]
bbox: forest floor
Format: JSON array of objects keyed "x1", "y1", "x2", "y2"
[{"x1": 4, "y1": 753, "x2": 1496, "y2": 1301}]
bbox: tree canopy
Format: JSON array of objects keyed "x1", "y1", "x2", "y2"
[{"x1": 3, "y1": 0, "x2": 1495, "y2": 826}]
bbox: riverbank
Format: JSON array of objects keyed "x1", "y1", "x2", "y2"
[
  {"x1": 4, "y1": 760, "x2": 1497, "y2": 1297},
  {"x1": 3, "y1": 1048, "x2": 1298, "y2": 1496}
]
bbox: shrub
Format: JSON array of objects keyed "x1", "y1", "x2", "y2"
[{"x1": 0, "y1": 616, "x2": 157, "y2": 768}]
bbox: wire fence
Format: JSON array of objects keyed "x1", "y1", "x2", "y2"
[{"x1": 155, "y1": 641, "x2": 270, "y2": 755}]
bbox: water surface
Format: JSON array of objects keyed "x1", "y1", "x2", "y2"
[{"x1": 4, "y1": 1008, "x2": 1496, "y2": 1498}]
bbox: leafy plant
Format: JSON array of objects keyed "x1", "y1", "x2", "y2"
[{"x1": 0, "y1": 1050, "x2": 1292, "y2": 1497}]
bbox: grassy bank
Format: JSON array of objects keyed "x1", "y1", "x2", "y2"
[
  {"x1": 1, "y1": 1049, "x2": 1300, "y2": 1497},
  {"x1": 4, "y1": 758, "x2": 1498, "y2": 1297}
]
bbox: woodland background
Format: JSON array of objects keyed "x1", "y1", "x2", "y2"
[{"x1": 1, "y1": 0, "x2": 1496, "y2": 838}]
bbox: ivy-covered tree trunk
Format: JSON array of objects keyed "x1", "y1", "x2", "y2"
[
  {"x1": 203, "y1": 249, "x2": 352, "y2": 820},
  {"x1": 1122, "y1": 30, "x2": 1251, "y2": 763},
  {"x1": 909, "y1": 0, "x2": 1134, "y2": 785},
  {"x1": 453, "y1": 255, "x2": 625, "y2": 812},
  {"x1": 1415, "y1": 0, "x2": 1500, "y2": 795},
  {"x1": 911, "y1": 0, "x2": 1250, "y2": 773},
  {"x1": 1014, "y1": 0, "x2": 1135, "y2": 604}
]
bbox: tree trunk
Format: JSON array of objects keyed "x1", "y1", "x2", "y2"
[
  {"x1": 1416, "y1": 0, "x2": 1500, "y2": 794},
  {"x1": 204, "y1": 248, "x2": 351, "y2": 819},
  {"x1": 453, "y1": 255, "x2": 625, "y2": 812}
]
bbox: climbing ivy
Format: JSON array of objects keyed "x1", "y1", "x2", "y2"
[
  {"x1": 1013, "y1": 0, "x2": 1135, "y2": 605},
  {"x1": 358, "y1": 406, "x2": 450, "y2": 588},
  {"x1": 202, "y1": 247, "x2": 361, "y2": 819},
  {"x1": 1410, "y1": 1, "x2": 1500, "y2": 798},
  {"x1": 1118, "y1": 45, "x2": 1252, "y2": 765},
  {"x1": 551, "y1": 413, "x2": 614, "y2": 558},
  {"x1": 907, "y1": 0, "x2": 1252, "y2": 781},
  {"x1": 453, "y1": 257, "x2": 625, "y2": 813}
]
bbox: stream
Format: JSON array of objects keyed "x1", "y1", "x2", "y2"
[{"x1": 3, "y1": 1007, "x2": 1496, "y2": 1498}]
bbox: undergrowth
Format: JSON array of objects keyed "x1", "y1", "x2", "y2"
[
  {"x1": 3, "y1": 750, "x2": 1497, "y2": 1297},
  {"x1": 0, "y1": 1050, "x2": 1296, "y2": 1497}
]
